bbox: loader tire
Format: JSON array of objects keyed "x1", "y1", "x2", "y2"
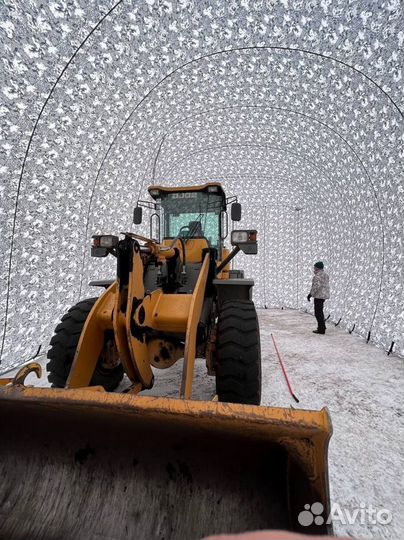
[
  {"x1": 215, "y1": 300, "x2": 261, "y2": 405},
  {"x1": 47, "y1": 298, "x2": 124, "y2": 391}
]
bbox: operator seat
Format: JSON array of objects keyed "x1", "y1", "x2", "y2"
[
  {"x1": 184, "y1": 220, "x2": 210, "y2": 263},
  {"x1": 188, "y1": 221, "x2": 204, "y2": 237}
]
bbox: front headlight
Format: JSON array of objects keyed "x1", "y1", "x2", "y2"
[
  {"x1": 231, "y1": 231, "x2": 248, "y2": 244},
  {"x1": 91, "y1": 235, "x2": 119, "y2": 256},
  {"x1": 230, "y1": 230, "x2": 258, "y2": 254},
  {"x1": 92, "y1": 235, "x2": 119, "y2": 248},
  {"x1": 98, "y1": 235, "x2": 119, "y2": 248}
]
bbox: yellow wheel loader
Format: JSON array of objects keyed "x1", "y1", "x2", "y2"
[{"x1": 0, "y1": 183, "x2": 333, "y2": 539}]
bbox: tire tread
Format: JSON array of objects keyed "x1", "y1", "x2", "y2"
[{"x1": 215, "y1": 300, "x2": 261, "y2": 405}]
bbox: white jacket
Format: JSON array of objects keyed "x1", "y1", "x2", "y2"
[{"x1": 310, "y1": 270, "x2": 330, "y2": 299}]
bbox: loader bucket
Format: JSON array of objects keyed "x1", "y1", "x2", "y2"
[{"x1": 0, "y1": 386, "x2": 333, "y2": 539}]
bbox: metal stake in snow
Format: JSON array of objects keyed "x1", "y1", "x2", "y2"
[{"x1": 271, "y1": 333, "x2": 300, "y2": 403}]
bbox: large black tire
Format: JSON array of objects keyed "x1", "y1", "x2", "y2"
[
  {"x1": 47, "y1": 298, "x2": 124, "y2": 391},
  {"x1": 215, "y1": 300, "x2": 261, "y2": 405}
]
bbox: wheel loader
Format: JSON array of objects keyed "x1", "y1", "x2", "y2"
[{"x1": 0, "y1": 182, "x2": 333, "y2": 539}]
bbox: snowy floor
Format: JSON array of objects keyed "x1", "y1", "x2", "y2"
[{"x1": 6, "y1": 308, "x2": 404, "y2": 539}]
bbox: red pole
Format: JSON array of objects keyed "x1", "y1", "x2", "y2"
[{"x1": 271, "y1": 333, "x2": 299, "y2": 403}]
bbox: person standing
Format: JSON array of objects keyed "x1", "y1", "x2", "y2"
[{"x1": 307, "y1": 261, "x2": 330, "y2": 334}]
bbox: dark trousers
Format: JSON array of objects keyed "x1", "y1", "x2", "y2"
[{"x1": 314, "y1": 299, "x2": 326, "y2": 333}]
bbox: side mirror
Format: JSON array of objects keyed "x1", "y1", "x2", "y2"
[
  {"x1": 133, "y1": 206, "x2": 142, "y2": 225},
  {"x1": 231, "y1": 202, "x2": 241, "y2": 221}
]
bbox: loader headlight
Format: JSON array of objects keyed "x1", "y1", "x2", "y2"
[
  {"x1": 231, "y1": 230, "x2": 257, "y2": 244},
  {"x1": 231, "y1": 231, "x2": 248, "y2": 243},
  {"x1": 91, "y1": 235, "x2": 119, "y2": 257},
  {"x1": 92, "y1": 235, "x2": 119, "y2": 248},
  {"x1": 231, "y1": 230, "x2": 258, "y2": 254}
]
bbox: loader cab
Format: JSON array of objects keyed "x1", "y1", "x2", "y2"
[{"x1": 148, "y1": 183, "x2": 227, "y2": 257}]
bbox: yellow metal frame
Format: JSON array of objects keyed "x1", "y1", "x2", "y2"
[
  {"x1": 180, "y1": 253, "x2": 210, "y2": 399},
  {"x1": 67, "y1": 283, "x2": 116, "y2": 388},
  {"x1": 125, "y1": 242, "x2": 154, "y2": 387},
  {"x1": 67, "y1": 239, "x2": 211, "y2": 398},
  {"x1": 163, "y1": 238, "x2": 210, "y2": 264}
]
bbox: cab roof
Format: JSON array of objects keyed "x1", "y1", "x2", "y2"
[{"x1": 147, "y1": 182, "x2": 225, "y2": 200}]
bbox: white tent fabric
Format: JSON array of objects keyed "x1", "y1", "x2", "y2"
[{"x1": 0, "y1": 0, "x2": 403, "y2": 369}]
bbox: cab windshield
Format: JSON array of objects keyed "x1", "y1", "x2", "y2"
[{"x1": 157, "y1": 191, "x2": 224, "y2": 250}]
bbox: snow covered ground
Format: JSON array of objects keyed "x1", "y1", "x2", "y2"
[{"x1": 6, "y1": 308, "x2": 404, "y2": 539}]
